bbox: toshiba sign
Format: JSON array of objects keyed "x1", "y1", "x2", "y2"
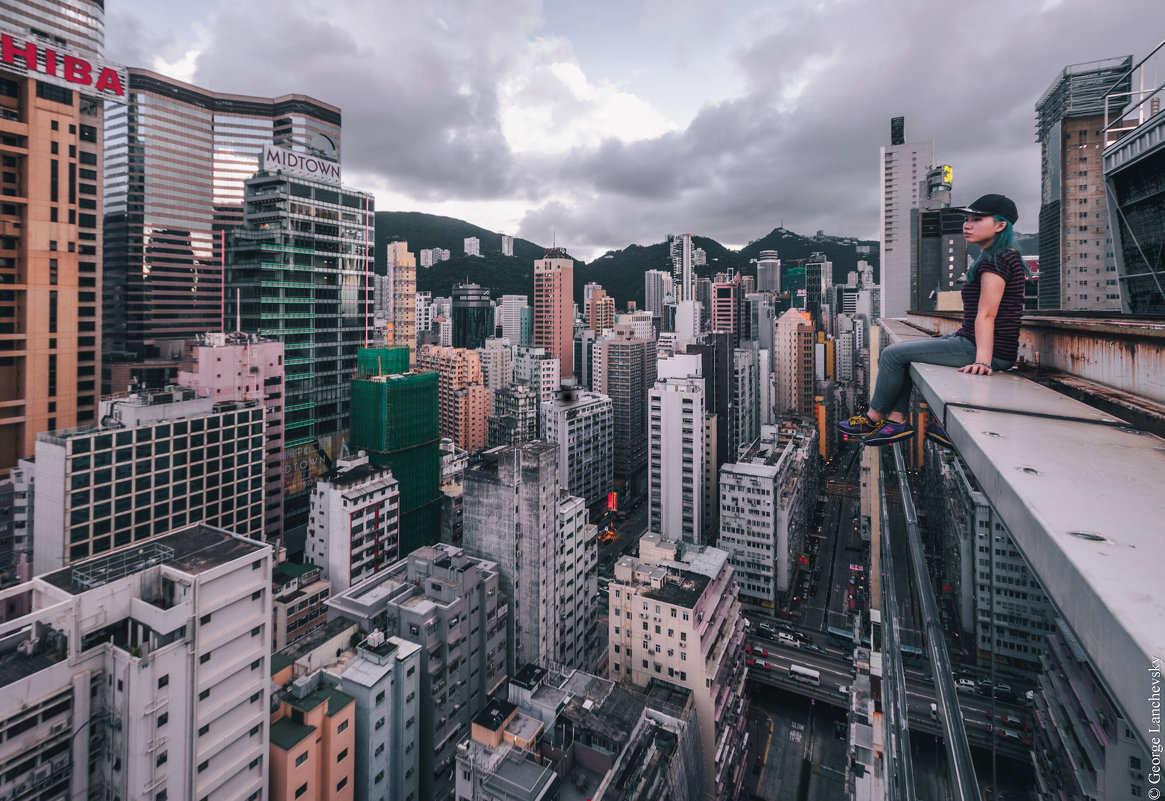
[
  {"x1": 1, "y1": 28, "x2": 127, "y2": 103},
  {"x1": 261, "y1": 143, "x2": 342, "y2": 185}
]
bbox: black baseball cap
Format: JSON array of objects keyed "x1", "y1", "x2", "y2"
[{"x1": 959, "y1": 194, "x2": 1018, "y2": 225}]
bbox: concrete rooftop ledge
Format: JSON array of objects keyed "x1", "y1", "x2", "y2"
[{"x1": 880, "y1": 319, "x2": 1165, "y2": 742}]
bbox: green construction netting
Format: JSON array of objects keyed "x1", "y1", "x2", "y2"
[{"x1": 357, "y1": 347, "x2": 411, "y2": 377}]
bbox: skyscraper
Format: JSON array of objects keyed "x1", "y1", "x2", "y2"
[
  {"x1": 644, "y1": 269, "x2": 673, "y2": 320},
  {"x1": 756, "y1": 250, "x2": 781, "y2": 293},
  {"x1": 1036, "y1": 56, "x2": 1133, "y2": 311},
  {"x1": 463, "y1": 443, "x2": 599, "y2": 673},
  {"x1": 540, "y1": 387, "x2": 614, "y2": 508},
  {"x1": 451, "y1": 282, "x2": 493, "y2": 349},
  {"x1": 385, "y1": 241, "x2": 417, "y2": 363},
  {"x1": 595, "y1": 327, "x2": 657, "y2": 482},
  {"x1": 224, "y1": 163, "x2": 373, "y2": 539},
  {"x1": 177, "y1": 332, "x2": 286, "y2": 541},
  {"x1": 649, "y1": 356, "x2": 706, "y2": 543},
  {"x1": 773, "y1": 309, "x2": 815, "y2": 416},
  {"x1": 0, "y1": 1, "x2": 116, "y2": 469},
  {"x1": 533, "y1": 248, "x2": 573, "y2": 378},
  {"x1": 586, "y1": 287, "x2": 616, "y2": 332},
  {"x1": 348, "y1": 347, "x2": 441, "y2": 555},
  {"x1": 103, "y1": 69, "x2": 340, "y2": 361},
  {"x1": 879, "y1": 116, "x2": 934, "y2": 318},
  {"x1": 415, "y1": 344, "x2": 490, "y2": 453},
  {"x1": 499, "y1": 294, "x2": 529, "y2": 343}
]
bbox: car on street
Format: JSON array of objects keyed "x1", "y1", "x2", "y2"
[
  {"x1": 747, "y1": 659, "x2": 771, "y2": 670},
  {"x1": 804, "y1": 642, "x2": 826, "y2": 654},
  {"x1": 956, "y1": 678, "x2": 977, "y2": 692},
  {"x1": 778, "y1": 632, "x2": 801, "y2": 648},
  {"x1": 746, "y1": 645, "x2": 769, "y2": 657},
  {"x1": 757, "y1": 622, "x2": 778, "y2": 639}
]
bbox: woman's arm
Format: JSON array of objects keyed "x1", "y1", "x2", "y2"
[{"x1": 958, "y1": 271, "x2": 1006, "y2": 375}]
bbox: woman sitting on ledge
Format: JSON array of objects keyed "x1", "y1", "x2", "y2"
[{"x1": 838, "y1": 193, "x2": 1029, "y2": 447}]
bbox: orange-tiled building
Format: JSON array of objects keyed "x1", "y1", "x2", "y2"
[
  {"x1": 416, "y1": 344, "x2": 489, "y2": 453},
  {"x1": 269, "y1": 667, "x2": 356, "y2": 801},
  {"x1": 534, "y1": 250, "x2": 574, "y2": 378},
  {"x1": 0, "y1": 6, "x2": 112, "y2": 471}
]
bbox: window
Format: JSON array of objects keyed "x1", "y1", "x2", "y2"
[
  {"x1": 336, "y1": 748, "x2": 348, "y2": 762},
  {"x1": 198, "y1": 724, "x2": 209, "y2": 736},
  {"x1": 199, "y1": 652, "x2": 211, "y2": 664},
  {"x1": 337, "y1": 719, "x2": 348, "y2": 732},
  {"x1": 336, "y1": 778, "x2": 348, "y2": 792},
  {"x1": 157, "y1": 713, "x2": 168, "y2": 727},
  {"x1": 157, "y1": 674, "x2": 169, "y2": 689},
  {"x1": 156, "y1": 751, "x2": 167, "y2": 766},
  {"x1": 295, "y1": 784, "x2": 308, "y2": 798},
  {"x1": 197, "y1": 761, "x2": 208, "y2": 773},
  {"x1": 295, "y1": 752, "x2": 308, "y2": 767}
]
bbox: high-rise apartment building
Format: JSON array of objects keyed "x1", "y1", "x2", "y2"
[
  {"x1": 512, "y1": 345, "x2": 559, "y2": 409},
  {"x1": 306, "y1": 452, "x2": 400, "y2": 594},
  {"x1": 730, "y1": 348, "x2": 758, "y2": 459},
  {"x1": 383, "y1": 241, "x2": 417, "y2": 364},
  {"x1": 595, "y1": 327, "x2": 657, "y2": 481},
  {"x1": 773, "y1": 309, "x2": 815, "y2": 416},
  {"x1": 756, "y1": 250, "x2": 781, "y2": 293},
  {"x1": 416, "y1": 344, "x2": 490, "y2": 454},
  {"x1": 349, "y1": 347, "x2": 441, "y2": 555},
  {"x1": 540, "y1": 387, "x2": 614, "y2": 508},
  {"x1": 711, "y1": 274, "x2": 742, "y2": 347},
  {"x1": 500, "y1": 233, "x2": 514, "y2": 256},
  {"x1": 607, "y1": 533, "x2": 748, "y2": 801},
  {"x1": 879, "y1": 117, "x2": 934, "y2": 318},
  {"x1": 32, "y1": 388, "x2": 265, "y2": 575},
  {"x1": 913, "y1": 205, "x2": 966, "y2": 311},
  {"x1": 327, "y1": 543, "x2": 508, "y2": 801},
  {"x1": 103, "y1": 70, "x2": 340, "y2": 361},
  {"x1": 804, "y1": 251, "x2": 833, "y2": 325},
  {"x1": 497, "y1": 294, "x2": 527, "y2": 345},
  {"x1": 462, "y1": 443, "x2": 599, "y2": 673},
  {"x1": 586, "y1": 287, "x2": 616, "y2": 332},
  {"x1": 487, "y1": 382, "x2": 538, "y2": 448},
  {"x1": 718, "y1": 421, "x2": 817, "y2": 613},
  {"x1": 0, "y1": 2, "x2": 116, "y2": 468},
  {"x1": 533, "y1": 249, "x2": 573, "y2": 378},
  {"x1": 271, "y1": 560, "x2": 330, "y2": 650},
  {"x1": 0, "y1": 524, "x2": 274, "y2": 801},
  {"x1": 644, "y1": 269, "x2": 674, "y2": 320},
  {"x1": 464, "y1": 236, "x2": 480, "y2": 257},
  {"x1": 452, "y1": 283, "x2": 493, "y2": 350},
  {"x1": 224, "y1": 166, "x2": 373, "y2": 538},
  {"x1": 476, "y1": 337, "x2": 513, "y2": 406},
  {"x1": 177, "y1": 331, "x2": 286, "y2": 541},
  {"x1": 1036, "y1": 57, "x2": 1132, "y2": 311},
  {"x1": 649, "y1": 366, "x2": 706, "y2": 544}
]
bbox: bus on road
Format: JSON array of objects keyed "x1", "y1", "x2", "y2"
[{"x1": 788, "y1": 665, "x2": 821, "y2": 687}]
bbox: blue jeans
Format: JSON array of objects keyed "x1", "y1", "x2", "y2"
[{"x1": 869, "y1": 334, "x2": 1013, "y2": 418}]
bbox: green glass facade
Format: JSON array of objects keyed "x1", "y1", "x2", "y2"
[{"x1": 225, "y1": 171, "x2": 374, "y2": 541}]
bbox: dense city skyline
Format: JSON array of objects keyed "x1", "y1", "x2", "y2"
[{"x1": 108, "y1": 0, "x2": 1163, "y2": 260}]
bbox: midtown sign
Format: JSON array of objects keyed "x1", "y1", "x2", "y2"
[
  {"x1": 1, "y1": 28, "x2": 127, "y2": 103},
  {"x1": 261, "y1": 143, "x2": 341, "y2": 185}
]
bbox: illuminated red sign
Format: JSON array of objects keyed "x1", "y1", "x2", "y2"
[
  {"x1": 1, "y1": 30, "x2": 127, "y2": 102},
  {"x1": 607, "y1": 492, "x2": 617, "y2": 512}
]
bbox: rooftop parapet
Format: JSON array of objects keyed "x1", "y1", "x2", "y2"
[{"x1": 882, "y1": 318, "x2": 1165, "y2": 746}]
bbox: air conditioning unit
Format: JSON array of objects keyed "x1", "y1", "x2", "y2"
[{"x1": 49, "y1": 722, "x2": 67, "y2": 735}]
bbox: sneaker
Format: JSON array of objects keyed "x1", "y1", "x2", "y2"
[
  {"x1": 863, "y1": 420, "x2": 915, "y2": 446},
  {"x1": 837, "y1": 412, "x2": 881, "y2": 437},
  {"x1": 925, "y1": 418, "x2": 954, "y2": 449}
]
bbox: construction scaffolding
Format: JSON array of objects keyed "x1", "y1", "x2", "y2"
[
  {"x1": 356, "y1": 346, "x2": 410, "y2": 378},
  {"x1": 350, "y1": 355, "x2": 441, "y2": 554}
]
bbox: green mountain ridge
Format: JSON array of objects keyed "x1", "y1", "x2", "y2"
[{"x1": 375, "y1": 211, "x2": 1032, "y2": 310}]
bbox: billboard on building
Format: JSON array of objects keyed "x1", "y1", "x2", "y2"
[{"x1": 284, "y1": 432, "x2": 348, "y2": 496}]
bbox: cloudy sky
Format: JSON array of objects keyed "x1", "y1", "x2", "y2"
[{"x1": 107, "y1": 0, "x2": 1163, "y2": 261}]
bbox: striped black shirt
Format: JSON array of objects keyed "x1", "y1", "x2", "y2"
[{"x1": 955, "y1": 250, "x2": 1026, "y2": 363}]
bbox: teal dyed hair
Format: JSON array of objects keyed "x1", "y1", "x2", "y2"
[{"x1": 965, "y1": 216, "x2": 1029, "y2": 282}]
